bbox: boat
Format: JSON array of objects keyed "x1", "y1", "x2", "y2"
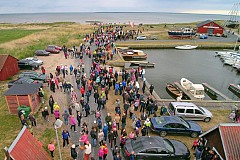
[
  {"x1": 180, "y1": 78, "x2": 205, "y2": 99},
  {"x1": 166, "y1": 83, "x2": 182, "y2": 97},
  {"x1": 228, "y1": 84, "x2": 240, "y2": 97},
  {"x1": 175, "y1": 45, "x2": 198, "y2": 50},
  {"x1": 120, "y1": 49, "x2": 147, "y2": 60},
  {"x1": 168, "y1": 27, "x2": 196, "y2": 38}
]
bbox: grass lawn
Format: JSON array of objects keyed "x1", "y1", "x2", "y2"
[{"x1": 0, "y1": 29, "x2": 43, "y2": 44}]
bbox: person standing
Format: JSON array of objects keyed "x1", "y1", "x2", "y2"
[
  {"x1": 62, "y1": 110, "x2": 69, "y2": 125},
  {"x1": 49, "y1": 95, "x2": 54, "y2": 114},
  {"x1": 113, "y1": 153, "x2": 122, "y2": 160},
  {"x1": 144, "y1": 118, "x2": 151, "y2": 136},
  {"x1": 71, "y1": 144, "x2": 79, "y2": 160},
  {"x1": 80, "y1": 141, "x2": 92, "y2": 160},
  {"x1": 53, "y1": 109, "x2": 60, "y2": 120},
  {"x1": 149, "y1": 84, "x2": 154, "y2": 95},
  {"x1": 98, "y1": 146, "x2": 104, "y2": 160},
  {"x1": 77, "y1": 111, "x2": 82, "y2": 126},
  {"x1": 62, "y1": 129, "x2": 70, "y2": 147},
  {"x1": 48, "y1": 141, "x2": 55, "y2": 158},
  {"x1": 28, "y1": 112, "x2": 36, "y2": 126}
]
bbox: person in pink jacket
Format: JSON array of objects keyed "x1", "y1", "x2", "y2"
[
  {"x1": 70, "y1": 115, "x2": 76, "y2": 132},
  {"x1": 98, "y1": 146, "x2": 104, "y2": 160},
  {"x1": 79, "y1": 132, "x2": 89, "y2": 144},
  {"x1": 53, "y1": 109, "x2": 60, "y2": 120},
  {"x1": 54, "y1": 77, "x2": 59, "y2": 89},
  {"x1": 48, "y1": 141, "x2": 55, "y2": 157}
]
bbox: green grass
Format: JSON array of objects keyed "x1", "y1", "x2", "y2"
[{"x1": 0, "y1": 29, "x2": 43, "y2": 44}]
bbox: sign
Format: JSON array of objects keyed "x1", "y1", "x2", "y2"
[{"x1": 203, "y1": 26, "x2": 219, "y2": 29}]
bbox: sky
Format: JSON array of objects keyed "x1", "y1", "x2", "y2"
[{"x1": 0, "y1": 0, "x2": 238, "y2": 15}]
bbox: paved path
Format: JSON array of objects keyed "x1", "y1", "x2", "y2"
[{"x1": 67, "y1": 46, "x2": 114, "y2": 160}]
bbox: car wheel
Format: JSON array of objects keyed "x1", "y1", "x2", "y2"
[
  {"x1": 160, "y1": 131, "x2": 167, "y2": 137},
  {"x1": 191, "y1": 132, "x2": 198, "y2": 138},
  {"x1": 204, "y1": 117, "x2": 211, "y2": 122}
]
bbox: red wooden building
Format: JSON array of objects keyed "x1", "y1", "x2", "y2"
[
  {"x1": 4, "y1": 83, "x2": 42, "y2": 114},
  {"x1": 197, "y1": 20, "x2": 224, "y2": 35},
  {"x1": 4, "y1": 126, "x2": 51, "y2": 160},
  {"x1": 0, "y1": 55, "x2": 19, "y2": 81}
]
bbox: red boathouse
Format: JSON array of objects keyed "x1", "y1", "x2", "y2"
[{"x1": 197, "y1": 20, "x2": 224, "y2": 35}]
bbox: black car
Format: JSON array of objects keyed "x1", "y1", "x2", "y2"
[
  {"x1": 8, "y1": 77, "x2": 43, "y2": 88},
  {"x1": 124, "y1": 136, "x2": 190, "y2": 160},
  {"x1": 18, "y1": 59, "x2": 39, "y2": 70},
  {"x1": 19, "y1": 72, "x2": 47, "y2": 82},
  {"x1": 35, "y1": 50, "x2": 50, "y2": 56}
]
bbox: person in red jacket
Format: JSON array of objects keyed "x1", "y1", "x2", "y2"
[
  {"x1": 80, "y1": 86, "x2": 85, "y2": 97},
  {"x1": 103, "y1": 142, "x2": 108, "y2": 160}
]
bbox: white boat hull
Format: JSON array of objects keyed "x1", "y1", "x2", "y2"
[
  {"x1": 175, "y1": 45, "x2": 198, "y2": 50},
  {"x1": 180, "y1": 78, "x2": 205, "y2": 99}
]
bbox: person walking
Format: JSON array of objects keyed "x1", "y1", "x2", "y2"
[
  {"x1": 62, "y1": 110, "x2": 69, "y2": 125},
  {"x1": 62, "y1": 129, "x2": 70, "y2": 147},
  {"x1": 80, "y1": 141, "x2": 92, "y2": 160},
  {"x1": 77, "y1": 111, "x2": 82, "y2": 126},
  {"x1": 71, "y1": 144, "x2": 79, "y2": 160},
  {"x1": 53, "y1": 109, "x2": 60, "y2": 120},
  {"x1": 48, "y1": 141, "x2": 55, "y2": 158},
  {"x1": 70, "y1": 115, "x2": 77, "y2": 132}
]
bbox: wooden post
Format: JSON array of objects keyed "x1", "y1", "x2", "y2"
[{"x1": 28, "y1": 94, "x2": 33, "y2": 113}]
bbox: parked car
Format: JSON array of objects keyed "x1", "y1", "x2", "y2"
[
  {"x1": 25, "y1": 57, "x2": 43, "y2": 65},
  {"x1": 215, "y1": 33, "x2": 222, "y2": 37},
  {"x1": 136, "y1": 35, "x2": 147, "y2": 40},
  {"x1": 124, "y1": 136, "x2": 190, "y2": 160},
  {"x1": 168, "y1": 102, "x2": 213, "y2": 122},
  {"x1": 150, "y1": 116, "x2": 202, "y2": 138},
  {"x1": 8, "y1": 77, "x2": 43, "y2": 88},
  {"x1": 35, "y1": 50, "x2": 50, "y2": 56},
  {"x1": 199, "y1": 34, "x2": 208, "y2": 39},
  {"x1": 19, "y1": 71, "x2": 47, "y2": 82},
  {"x1": 18, "y1": 59, "x2": 39, "y2": 70},
  {"x1": 45, "y1": 45, "x2": 60, "y2": 53}
]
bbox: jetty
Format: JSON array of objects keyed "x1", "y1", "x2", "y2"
[
  {"x1": 125, "y1": 61, "x2": 155, "y2": 68},
  {"x1": 174, "y1": 82, "x2": 198, "y2": 100},
  {"x1": 202, "y1": 83, "x2": 232, "y2": 101}
]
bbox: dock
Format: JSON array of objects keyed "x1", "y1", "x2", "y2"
[
  {"x1": 127, "y1": 61, "x2": 155, "y2": 68},
  {"x1": 202, "y1": 83, "x2": 232, "y2": 101},
  {"x1": 228, "y1": 84, "x2": 240, "y2": 98},
  {"x1": 174, "y1": 82, "x2": 198, "y2": 100}
]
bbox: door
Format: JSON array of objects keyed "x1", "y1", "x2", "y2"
[
  {"x1": 137, "y1": 148, "x2": 160, "y2": 160},
  {"x1": 194, "y1": 109, "x2": 205, "y2": 120},
  {"x1": 207, "y1": 28, "x2": 214, "y2": 35},
  {"x1": 185, "y1": 109, "x2": 196, "y2": 120}
]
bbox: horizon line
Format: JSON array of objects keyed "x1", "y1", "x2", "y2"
[{"x1": 0, "y1": 11, "x2": 229, "y2": 16}]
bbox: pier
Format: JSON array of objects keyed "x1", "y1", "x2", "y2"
[{"x1": 202, "y1": 83, "x2": 232, "y2": 101}]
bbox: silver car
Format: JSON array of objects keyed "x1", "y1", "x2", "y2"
[{"x1": 168, "y1": 102, "x2": 213, "y2": 122}]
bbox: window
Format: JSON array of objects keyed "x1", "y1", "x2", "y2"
[
  {"x1": 157, "y1": 148, "x2": 168, "y2": 154},
  {"x1": 177, "y1": 108, "x2": 185, "y2": 113},
  {"x1": 195, "y1": 109, "x2": 203, "y2": 115},
  {"x1": 186, "y1": 109, "x2": 194, "y2": 114},
  {"x1": 146, "y1": 148, "x2": 158, "y2": 154}
]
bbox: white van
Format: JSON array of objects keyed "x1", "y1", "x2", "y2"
[{"x1": 168, "y1": 102, "x2": 213, "y2": 122}]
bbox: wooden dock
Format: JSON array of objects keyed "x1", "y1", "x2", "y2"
[
  {"x1": 174, "y1": 82, "x2": 198, "y2": 100},
  {"x1": 202, "y1": 83, "x2": 232, "y2": 101}
]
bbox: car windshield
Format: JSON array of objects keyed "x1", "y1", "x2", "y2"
[
  {"x1": 25, "y1": 78, "x2": 34, "y2": 83},
  {"x1": 163, "y1": 139, "x2": 174, "y2": 153},
  {"x1": 197, "y1": 106, "x2": 205, "y2": 113},
  {"x1": 155, "y1": 117, "x2": 166, "y2": 124},
  {"x1": 179, "y1": 118, "x2": 190, "y2": 128}
]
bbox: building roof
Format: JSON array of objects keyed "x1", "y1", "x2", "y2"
[
  {"x1": 197, "y1": 20, "x2": 213, "y2": 27},
  {"x1": 4, "y1": 83, "x2": 42, "y2": 96},
  {"x1": 200, "y1": 123, "x2": 240, "y2": 160},
  {"x1": 0, "y1": 54, "x2": 18, "y2": 71},
  {"x1": 7, "y1": 126, "x2": 51, "y2": 160}
]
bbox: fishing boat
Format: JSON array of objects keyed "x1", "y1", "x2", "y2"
[
  {"x1": 180, "y1": 78, "x2": 205, "y2": 99},
  {"x1": 166, "y1": 83, "x2": 182, "y2": 97},
  {"x1": 175, "y1": 45, "x2": 198, "y2": 50},
  {"x1": 168, "y1": 27, "x2": 196, "y2": 38},
  {"x1": 120, "y1": 49, "x2": 147, "y2": 60},
  {"x1": 228, "y1": 84, "x2": 240, "y2": 97}
]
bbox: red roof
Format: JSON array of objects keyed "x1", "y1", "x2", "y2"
[
  {"x1": 219, "y1": 124, "x2": 240, "y2": 160},
  {"x1": 0, "y1": 55, "x2": 9, "y2": 71},
  {"x1": 7, "y1": 126, "x2": 51, "y2": 160}
]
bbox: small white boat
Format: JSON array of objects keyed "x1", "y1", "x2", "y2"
[
  {"x1": 180, "y1": 78, "x2": 205, "y2": 100},
  {"x1": 175, "y1": 45, "x2": 198, "y2": 50}
]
